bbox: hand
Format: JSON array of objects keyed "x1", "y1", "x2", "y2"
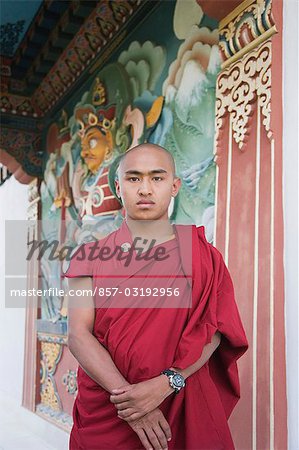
[
  {"x1": 110, "y1": 375, "x2": 174, "y2": 422},
  {"x1": 128, "y1": 407, "x2": 172, "y2": 450}
]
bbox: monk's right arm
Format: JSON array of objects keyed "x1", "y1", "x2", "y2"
[{"x1": 67, "y1": 276, "x2": 128, "y2": 394}]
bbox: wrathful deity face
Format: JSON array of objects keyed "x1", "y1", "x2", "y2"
[{"x1": 80, "y1": 127, "x2": 113, "y2": 174}]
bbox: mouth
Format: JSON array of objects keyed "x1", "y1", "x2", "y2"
[{"x1": 136, "y1": 200, "x2": 155, "y2": 208}]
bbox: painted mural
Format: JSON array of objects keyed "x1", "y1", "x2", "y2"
[{"x1": 40, "y1": 0, "x2": 220, "y2": 320}]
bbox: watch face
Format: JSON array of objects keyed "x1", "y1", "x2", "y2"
[{"x1": 173, "y1": 374, "x2": 185, "y2": 388}]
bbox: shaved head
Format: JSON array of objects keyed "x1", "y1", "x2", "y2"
[
  {"x1": 117, "y1": 143, "x2": 176, "y2": 177},
  {"x1": 114, "y1": 142, "x2": 181, "y2": 221}
]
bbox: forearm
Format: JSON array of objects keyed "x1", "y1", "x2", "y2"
[
  {"x1": 172, "y1": 330, "x2": 222, "y2": 379},
  {"x1": 68, "y1": 331, "x2": 128, "y2": 394}
]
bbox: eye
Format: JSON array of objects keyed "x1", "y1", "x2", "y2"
[
  {"x1": 89, "y1": 138, "x2": 98, "y2": 149},
  {"x1": 128, "y1": 177, "x2": 140, "y2": 182},
  {"x1": 153, "y1": 176, "x2": 163, "y2": 181}
]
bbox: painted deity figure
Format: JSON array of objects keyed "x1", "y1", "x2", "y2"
[
  {"x1": 71, "y1": 79, "x2": 123, "y2": 241},
  {"x1": 75, "y1": 104, "x2": 122, "y2": 220},
  {"x1": 72, "y1": 74, "x2": 164, "y2": 241}
]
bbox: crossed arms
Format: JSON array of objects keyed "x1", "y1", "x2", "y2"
[{"x1": 67, "y1": 277, "x2": 221, "y2": 450}]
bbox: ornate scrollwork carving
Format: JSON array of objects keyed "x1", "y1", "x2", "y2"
[{"x1": 215, "y1": 39, "x2": 272, "y2": 151}]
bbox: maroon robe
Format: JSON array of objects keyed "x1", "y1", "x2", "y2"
[{"x1": 63, "y1": 220, "x2": 248, "y2": 450}]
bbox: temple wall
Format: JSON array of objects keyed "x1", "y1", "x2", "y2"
[{"x1": 0, "y1": 1, "x2": 292, "y2": 448}]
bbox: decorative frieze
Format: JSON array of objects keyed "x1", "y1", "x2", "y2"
[
  {"x1": 219, "y1": 0, "x2": 276, "y2": 69},
  {"x1": 215, "y1": 0, "x2": 277, "y2": 150},
  {"x1": 215, "y1": 39, "x2": 272, "y2": 150}
]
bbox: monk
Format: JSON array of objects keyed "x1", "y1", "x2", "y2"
[{"x1": 63, "y1": 143, "x2": 248, "y2": 450}]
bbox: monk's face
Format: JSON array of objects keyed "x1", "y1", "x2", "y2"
[
  {"x1": 81, "y1": 128, "x2": 112, "y2": 174},
  {"x1": 115, "y1": 146, "x2": 181, "y2": 221}
]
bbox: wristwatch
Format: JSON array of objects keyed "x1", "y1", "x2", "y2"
[{"x1": 161, "y1": 369, "x2": 186, "y2": 394}]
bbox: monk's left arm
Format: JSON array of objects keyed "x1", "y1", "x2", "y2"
[
  {"x1": 110, "y1": 330, "x2": 221, "y2": 422},
  {"x1": 171, "y1": 330, "x2": 222, "y2": 378}
]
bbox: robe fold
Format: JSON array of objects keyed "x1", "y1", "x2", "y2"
[{"x1": 63, "y1": 221, "x2": 248, "y2": 450}]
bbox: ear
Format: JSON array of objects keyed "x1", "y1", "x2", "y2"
[
  {"x1": 172, "y1": 177, "x2": 182, "y2": 197},
  {"x1": 115, "y1": 179, "x2": 121, "y2": 197}
]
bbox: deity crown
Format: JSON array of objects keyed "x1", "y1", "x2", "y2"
[{"x1": 75, "y1": 106, "x2": 116, "y2": 139}]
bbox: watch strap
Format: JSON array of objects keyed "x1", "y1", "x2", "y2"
[
  {"x1": 161, "y1": 369, "x2": 176, "y2": 377},
  {"x1": 161, "y1": 369, "x2": 185, "y2": 394}
]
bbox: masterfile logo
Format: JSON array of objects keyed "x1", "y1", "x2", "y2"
[{"x1": 4, "y1": 219, "x2": 193, "y2": 310}]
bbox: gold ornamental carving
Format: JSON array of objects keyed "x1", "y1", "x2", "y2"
[
  {"x1": 40, "y1": 373, "x2": 60, "y2": 411},
  {"x1": 214, "y1": 0, "x2": 277, "y2": 151},
  {"x1": 41, "y1": 341, "x2": 62, "y2": 372},
  {"x1": 40, "y1": 341, "x2": 63, "y2": 410},
  {"x1": 215, "y1": 39, "x2": 272, "y2": 151}
]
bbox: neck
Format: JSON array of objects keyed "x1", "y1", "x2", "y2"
[{"x1": 126, "y1": 216, "x2": 174, "y2": 242}]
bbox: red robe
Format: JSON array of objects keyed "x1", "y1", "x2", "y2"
[{"x1": 63, "y1": 220, "x2": 248, "y2": 450}]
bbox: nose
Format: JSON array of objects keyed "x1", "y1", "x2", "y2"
[
  {"x1": 81, "y1": 146, "x2": 89, "y2": 158},
  {"x1": 138, "y1": 178, "x2": 152, "y2": 196}
]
